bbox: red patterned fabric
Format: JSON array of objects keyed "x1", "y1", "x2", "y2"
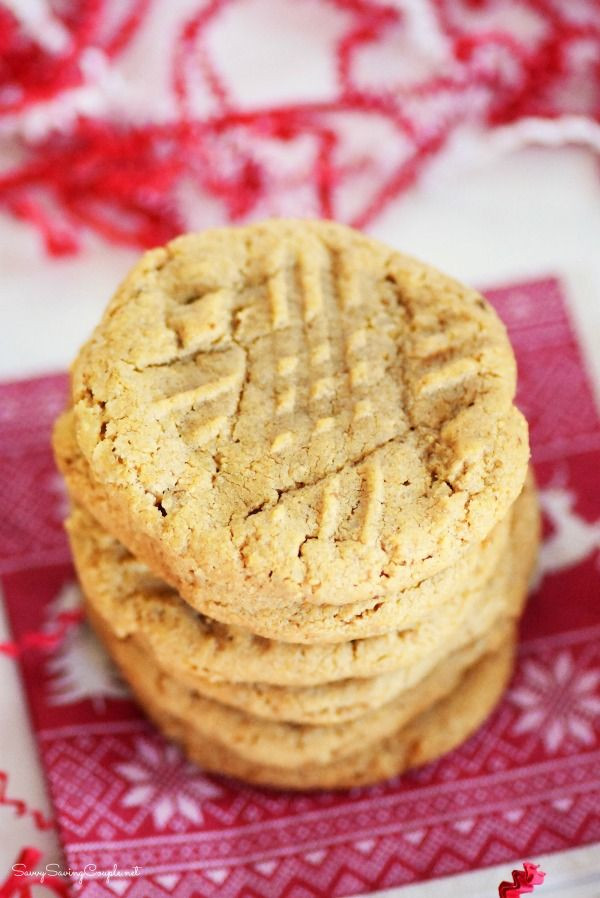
[
  {"x1": 1, "y1": 1, "x2": 600, "y2": 254},
  {"x1": 1, "y1": 277, "x2": 599, "y2": 895}
]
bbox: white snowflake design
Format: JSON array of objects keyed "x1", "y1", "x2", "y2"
[
  {"x1": 48, "y1": 470, "x2": 70, "y2": 523},
  {"x1": 533, "y1": 484, "x2": 600, "y2": 588},
  {"x1": 115, "y1": 738, "x2": 222, "y2": 830},
  {"x1": 45, "y1": 581, "x2": 129, "y2": 707},
  {"x1": 510, "y1": 651, "x2": 600, "y2": 753}
]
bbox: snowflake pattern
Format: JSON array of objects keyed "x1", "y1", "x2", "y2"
[
  {"x1": 533, "y1": 483, "x2": 600, "y2": 588},
  {"x1": 45, "y1": 581, "x2": 128, "y2": 707},
  {"x1": 47, "y1": 469, "x2": 70, "y2": 524},
  {"x1": 115, "y1": 738, "x2": 222, "y2": 830},
  {"x1": 510, "y1": 651, "x2": 600, "y2": 753}
]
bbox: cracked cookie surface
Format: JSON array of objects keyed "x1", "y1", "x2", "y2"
[
  {"x1": 67, "y1": 474, "x2": 538, "y2": 694},
  {"x1": 90, "y1": 603, "x2": 516, "y2": 789},
  {"x1": 66, "y1": 220, "x2": 529, "y2": 610},
  {"x1": 57, "y1": 408, "x2": 522, "y2": 642}
]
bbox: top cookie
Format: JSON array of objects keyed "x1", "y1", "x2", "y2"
[{"x1": 69, "y1": 220, "x2": 528, "y2": 606}]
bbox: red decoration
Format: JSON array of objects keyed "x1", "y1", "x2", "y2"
[
  {"x1": 0, "y1": 774, "x2": 54, "y2": 831},
  {"x1": 0, "y1": 609, "x2": 83, "y2": 659},
  {"x1": 0, "y1": 1, "x2": 599, "y2": 254},
  {"x1": 0, "y1": 847, "x2": 41, "y2": 898},
  {"x1": 0, "y1": 847, "x2": 70, "y2": 897},
  {"x1": 0, "y1": 1, "x2": 150, "y2": 117},
  {"x1": 498, "y1": 861, "x2": 546, "y2": 897}
]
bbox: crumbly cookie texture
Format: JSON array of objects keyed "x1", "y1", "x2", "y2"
[
  {"x1": 69, "y1": 474, "x2": 538, "y2": 698},
  {"x1": 91, "y1": 602, "x2": 515, "y2": 789},
  {"x1": 148, "y1": 611, "x2": 510, "y2": 725},
  {"x1": 56, "y1": 408, "x2": 515, "y2": 642},
  {"x1": 89, "y1": 599, "x2": 515, "y2": 770},
  {"x1": 67, "y1": 220, "x2": 529, "y2": 607}
]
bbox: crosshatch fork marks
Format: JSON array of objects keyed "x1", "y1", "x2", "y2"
[
  {"x1": 360, "y1": 457, "x2": 385, "y2": 546},
  {"x1": 152, "y1": 371, "x2": 242, "y2": 417}
]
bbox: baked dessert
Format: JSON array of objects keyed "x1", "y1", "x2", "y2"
[
  {"x1": 65, "y1": 221, "x2": 529, "y2": 613},
  {"x1": 53, "y1": 219, "x2": 536, "y2": 789},
  {"x1": 67, "y1": 476, "x2": 538, "y2": 720}
]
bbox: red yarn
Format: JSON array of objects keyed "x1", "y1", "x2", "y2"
[
  {"x1": 1, "y1": 0, "x2": 600, "y2": 253},
  {"x1": 0, "y1": 846, "x2": 70, "y2": 897},
  {"x1": 0, "y1": 610, "x2": 84, "y2": 659},
  {"x1": 0, "y1": 0, "x2": 150, "y2": 117},
  {"x1": 0, "y1": 775, "x2": 55, "y2": 832}
]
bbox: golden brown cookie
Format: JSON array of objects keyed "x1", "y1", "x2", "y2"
[
  {"x1": 64, "y1": 220, "x2": 529, "y2": 613},
  {"x1": 69, "y1": 475, "x2": 538, "y2": 707},
  {"x1": 125, "y1": 476, "x2": 536, "y2": 724},
  {"x1": 88, "y1": 602, "x2": 515, "y2": 769},
  {"x1": 56, "y1": 407, "x2": 516, "y2": 642},
  {"x1": 164, "y1": 638, "x2": 515, "y2": 790},
  {"x1": 89, "y1": 602, "x2": 516, "y2": 789}
]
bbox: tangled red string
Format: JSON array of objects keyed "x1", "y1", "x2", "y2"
[
  {"x1": 0, "y1": 610, "x2": 84, "y2": 659},
  {"x1": 0, "y1": 0, "x2": 150, "y2": 117},
  {"x1": 0, "y1": 605, "x2": 83, "y2": 841},
  {"x1": 0, "y1": 774, "x2": 55, "y2": 832},
  {"x1": 0, "y1": 0, "x2": 599, "y2": 254}
]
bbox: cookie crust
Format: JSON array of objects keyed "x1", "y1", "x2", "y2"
[
  {"x1": 69, "y1": 476, "x2": 538, "y2": 709},
  {"x1": 67, "y1": 220, "x2": 529, "y2": 609},
  {"x1": 91, "y1": 606, "x2": 516, "y2": 789},
  {"x1": 57, "y1": 407, "x2": 519, "y2": 642}
]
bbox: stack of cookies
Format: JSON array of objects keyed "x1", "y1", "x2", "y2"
[{"x1": 53, "y1": 220, "x2": 539, "y2": 790}]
